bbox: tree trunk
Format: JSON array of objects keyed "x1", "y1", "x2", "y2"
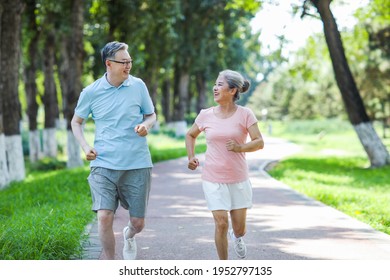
[
  {"x1": 58, "y1": 33, "x2": 83, "y2": 168},
  {"x1": 59, "y1": 0, "x2": 84, "y2": 168},
  {"x1": 42, "y1": 25, "x2": 59, "y2": 158},
  {"x1": 0, "y1": 1, "x2": 10, "y2": 189},
  {"x1": 58, "y1": 34, "x2": 70, "y2": 117},
  {"x1": 143, "y1": 64, "x2": 160, "y2": 131},
  {"x1": 161, "y1": 78, "x2": 172, "y2": 123},
  {"x1": 312, "y1": 0, "x2": 390, "y2": 167},
  {"x1": 172, "y1": 64, "x2": 190, "y2": 137},
  {"x1": 0, "y1": 133, "x2": 8, "y2": 189},
  {"x1": 24, "y1": 0, "x2": 41, "y2": 162},
  {"x1": 195, "y1": 72, "x2": 207, "y2": 113},
  {"x1": 0, "y1": 0, "x2": 25, "y2": 182}
]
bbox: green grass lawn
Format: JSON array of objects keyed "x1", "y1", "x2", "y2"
[
  {"x1": 266, "y1": 119, "x2": 390, "y2": 235},
  {"x1": 0, "y1": 166, "x2": 94, "y2": 260}
]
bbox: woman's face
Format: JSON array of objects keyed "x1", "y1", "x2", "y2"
[{"x1": 213, "y1": 75, "x2": 236, "y2": 104}]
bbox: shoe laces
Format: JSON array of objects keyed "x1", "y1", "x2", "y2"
[
  {"x1": 125, "y1": 237, "x2": 134, "y2": 247},
  {"x1": 235, "y1": 238, "x2": 244, "y2": 251}
]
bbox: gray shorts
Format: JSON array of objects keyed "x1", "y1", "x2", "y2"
[{"x1": 87, "y1": 167, "x2": 152, "y2": 218}]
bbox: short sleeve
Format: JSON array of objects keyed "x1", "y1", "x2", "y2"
[
  {"x1": 74, "y1": 89, "x2": 92, "y2": 119},
  {"x1": 140, "y1": 81, "x2": 155, "y2": 115},
  {"x1": 194, "y1": 109, "x2": 207, "y2": 131},
  {"x1": 245, "y1": 107, "x2": 258, "y2": 128}
]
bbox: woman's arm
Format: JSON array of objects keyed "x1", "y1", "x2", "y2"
[
  {"x1": 185, "y1": 123, "x2": 202, "y2": 170},
  {"x1": 226, "y1": 123, "x2": 264, "y2": 153}
]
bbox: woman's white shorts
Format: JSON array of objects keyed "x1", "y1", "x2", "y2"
[{"x1": 202, "y1": 179, "x2": 253, "y2": 211}]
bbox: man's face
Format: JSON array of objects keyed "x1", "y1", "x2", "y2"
[{"x1": 106, "y1": 49, "x2": 132, "y2": 82}]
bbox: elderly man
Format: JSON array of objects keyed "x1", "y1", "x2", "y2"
[{"x1": 71, "y1": 41, "x2": 156, "y2": 260}]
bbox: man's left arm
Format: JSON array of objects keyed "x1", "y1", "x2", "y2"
[{"x1": 134, "y1": 113, "x2": 156, "y2": 137}]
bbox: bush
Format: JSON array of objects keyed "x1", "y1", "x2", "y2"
[{"x1": 28, "y1": 158, "x2": 67, "y2": 172}]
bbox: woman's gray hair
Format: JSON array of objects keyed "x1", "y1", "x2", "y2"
[
  {"x1": 101, "y1": 41, "x2": 129, "y2": 66},
  {"x1": 219, "y1": 69, "x2": 250, "y2": 101}
]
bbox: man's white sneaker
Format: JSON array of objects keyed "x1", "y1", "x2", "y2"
[
  {"x1": 123, "y1": 226, "x2": 137, "y2": 260},
  {"x1": 229, "y1": 229, "x2": 247, "y2": 259}
]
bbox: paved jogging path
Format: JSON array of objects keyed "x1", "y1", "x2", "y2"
[{"x1": 82, "y1": 137, "x2": 390, "y2": 260}]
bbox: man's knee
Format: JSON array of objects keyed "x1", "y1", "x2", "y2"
[
  {"x1": 98, "y1": 210, "x2": 114, "y2": 229},
  {"x1": 130, "y1": 217, "x2": 145, "y2": 233}
]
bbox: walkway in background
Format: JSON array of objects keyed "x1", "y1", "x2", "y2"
[{"x1": 82, "y1": 137, "x2": 390, "y2": 260}]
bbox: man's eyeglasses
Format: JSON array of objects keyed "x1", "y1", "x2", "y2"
[{"x1": 108, "y1": 59, "x2": 133, "y2": 66}]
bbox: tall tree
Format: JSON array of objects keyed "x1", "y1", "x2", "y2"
[
  {"x1": 139, "y1": 0, "x2": 179, "y2": 129},
  {"x1": 0, "y1": 0, "x2": 10, "y2": 189},
  {"x1": 23, "y1": 0, "x2": 41, "y2": 162},
  {"x1": 353, "y1": 0, "x2": 390, "y2": 138},
  {"x1": 42, "y1": 12, "x2": 59, "y2": 158},
  {"x1": 0, "y1": 0, "x2": 25, "y2": 183},
  {"x1": 305, "y1": 0, "x2": 390, "y2": 167},
  {"x1": 171, "y1": 0, "x2": 227, "y2": 136},
  {"x1": 59, "y1": 0, "x2": 84, "y2": 168}
]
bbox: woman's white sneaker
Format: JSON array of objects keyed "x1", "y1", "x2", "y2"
[{"x1": 229, "y1": 229, "x2": 247, "y2": 259}]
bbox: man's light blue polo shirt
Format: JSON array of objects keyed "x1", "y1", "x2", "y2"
[{"x1": 75, "y1": 74, "x2": 154, "y2": 170}]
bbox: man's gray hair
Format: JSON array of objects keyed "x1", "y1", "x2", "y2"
[{"x1": 101, "y1": 41, "x2": 128, "y2": 66}]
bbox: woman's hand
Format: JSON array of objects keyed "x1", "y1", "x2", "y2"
[
  {"x1": 188, "y1": 157, "x2": 200, "y2": 170},
  {"x1": 226, "y1": 139, "x2": 241, "y2": 153}
]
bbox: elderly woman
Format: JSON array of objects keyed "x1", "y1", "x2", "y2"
[{"x1": 185, "y1": 69, "x2": 264, "y2": 260}]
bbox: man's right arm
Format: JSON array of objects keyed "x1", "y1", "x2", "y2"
[{"x1": 71, "y1": 114, "x2": 98, "y2": 161}]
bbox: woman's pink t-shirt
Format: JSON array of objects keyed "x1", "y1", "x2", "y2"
[{"x1": 195, "y1": 106, "x2": 258, "y2": 183}]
